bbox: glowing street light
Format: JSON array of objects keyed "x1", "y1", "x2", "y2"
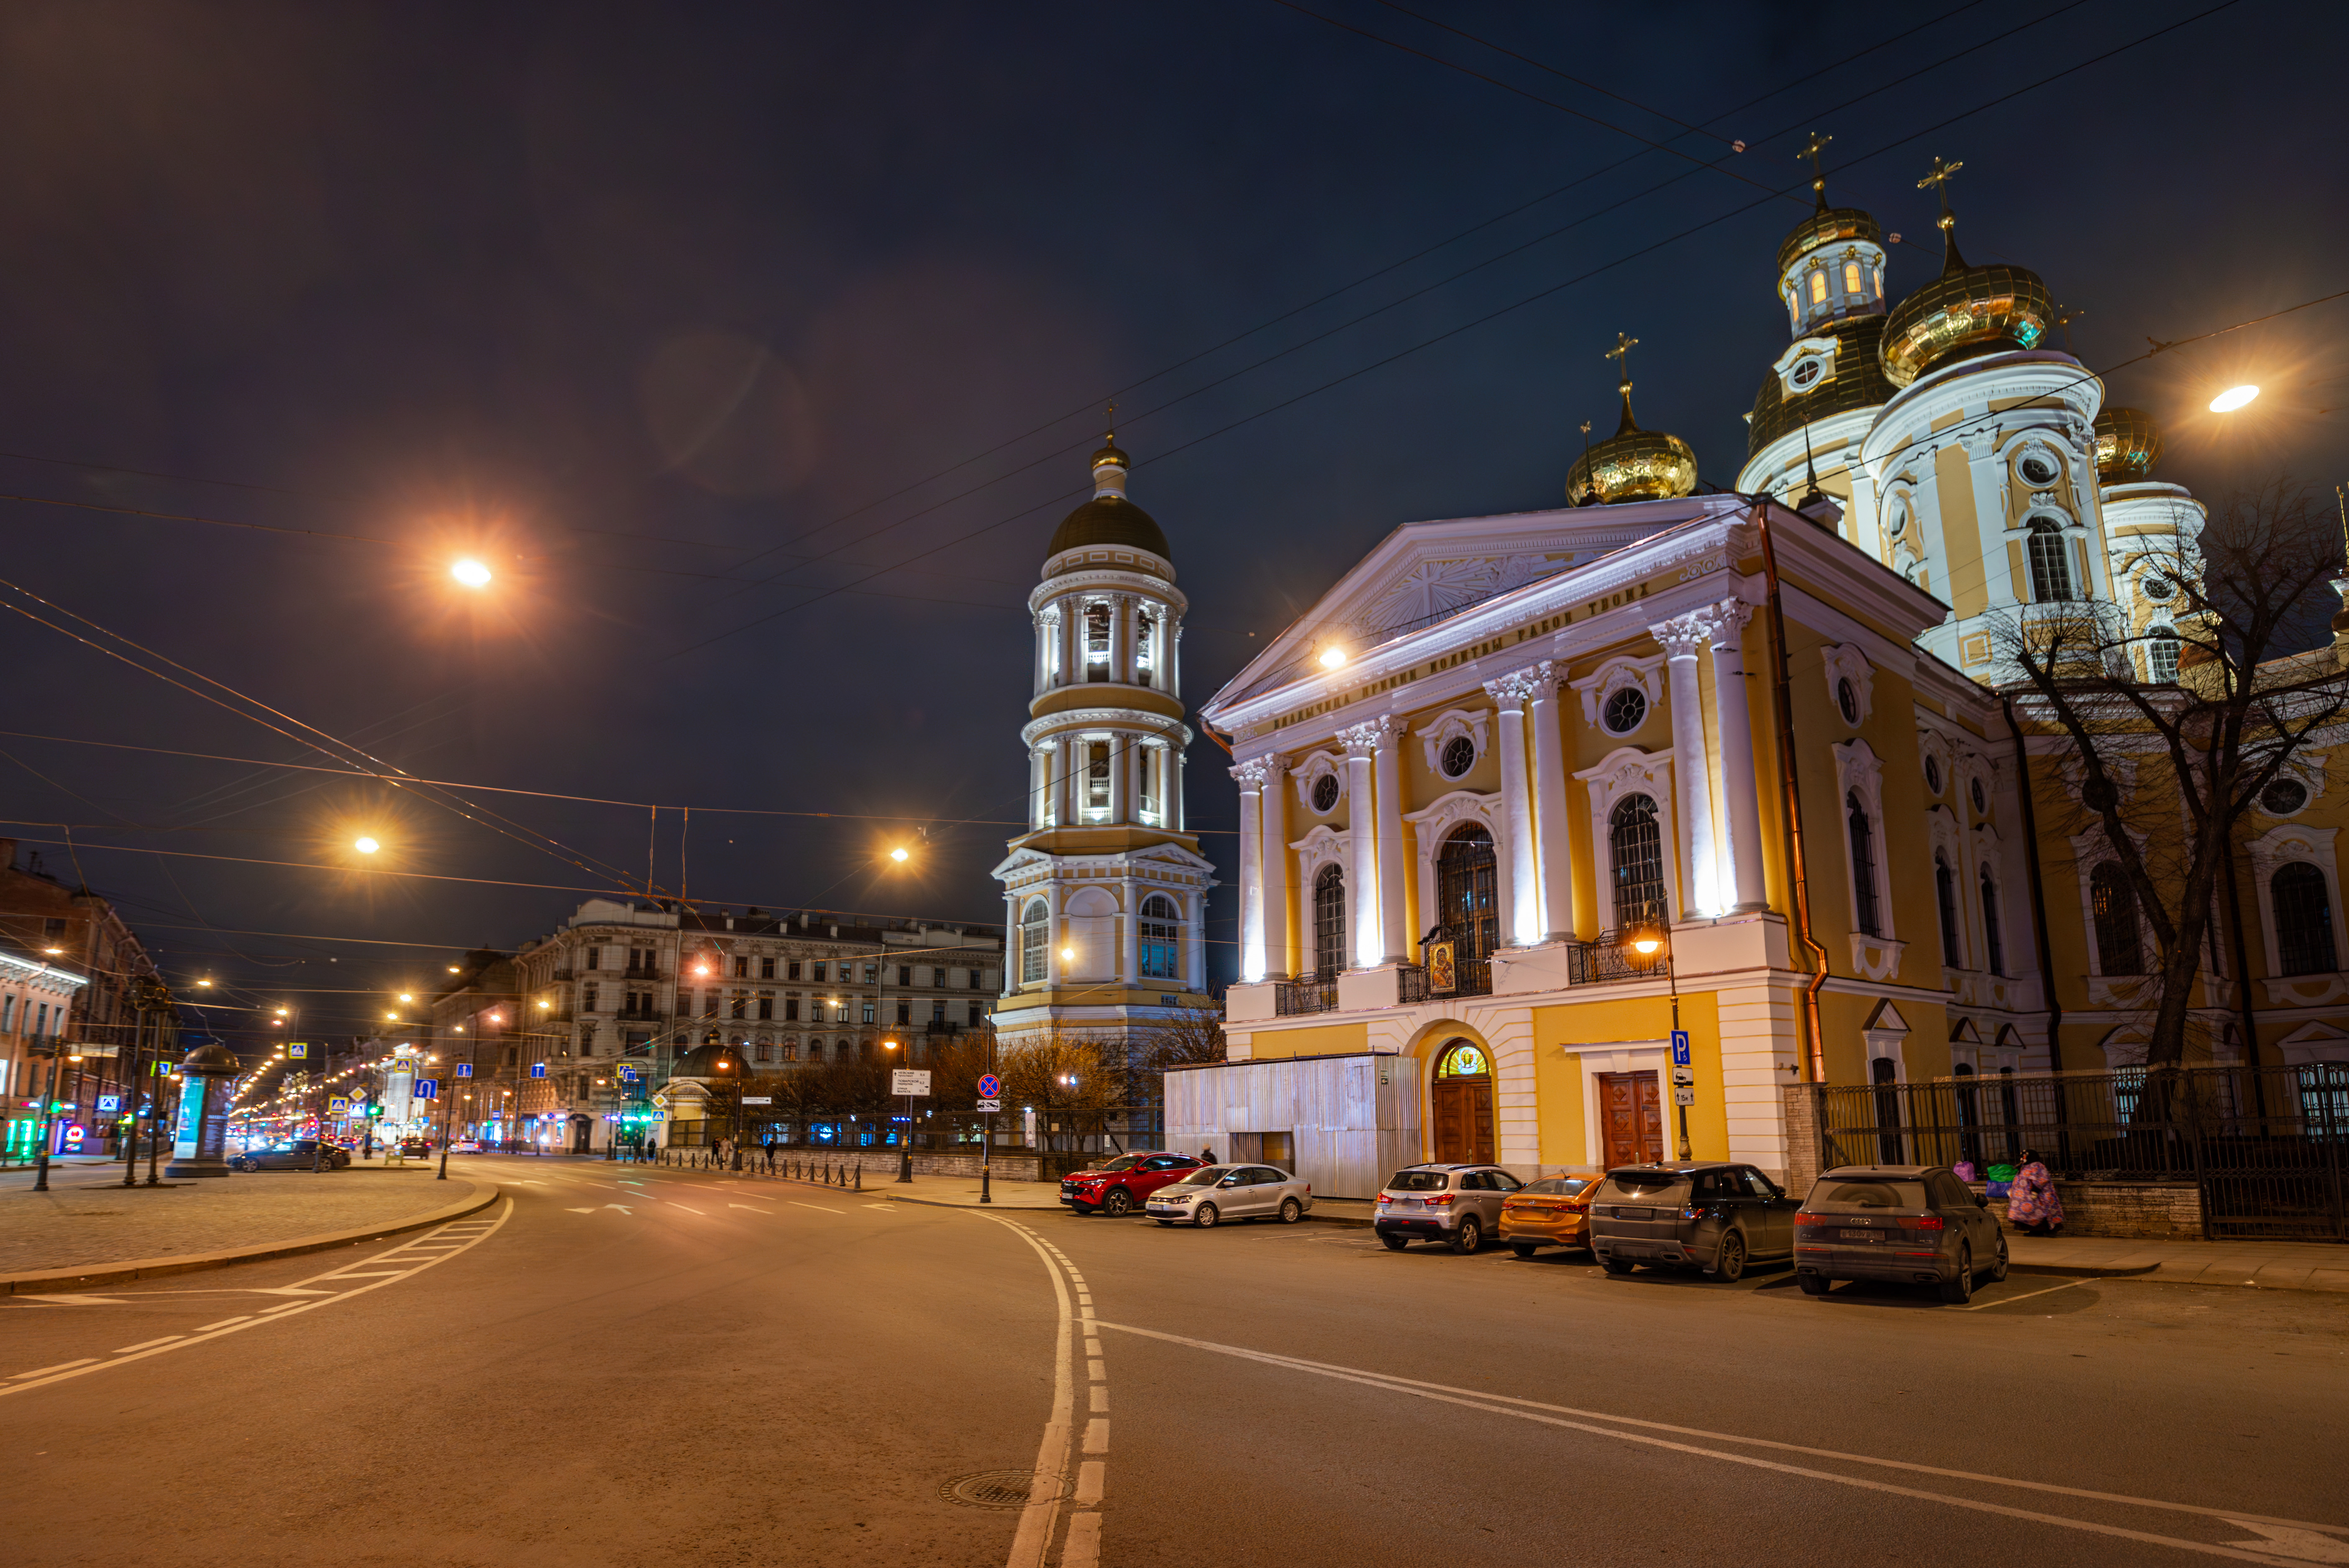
[
  {"x1": 2209, "y1": 384, "x2": 2259, "y2": 412},
  {"x1": 1319, "y1": 646, "x2": 1348, "y2": 670},
  {"x1": 889, "y1": 846, "x2": 910, "y2": 863},
  {"x1": 451, "y1": 558, "x2": 493, "y2": 588},
  {"x1": 354, "y1": 836, "x2": 382, "y2": 855}
]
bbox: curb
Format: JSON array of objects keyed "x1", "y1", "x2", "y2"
[
  {"x1": 0, "y1": 1180, "x2": 502, "y2": 1295},
  {"x1": 2008, "y1": 1261, "x2": 2162, "y2": 1280}
]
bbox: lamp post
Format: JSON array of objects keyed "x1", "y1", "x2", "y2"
[{"x1": 28, "y1": 1040, "x2": 72, "y2": 1192}]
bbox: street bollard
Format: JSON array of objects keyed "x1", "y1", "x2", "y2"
[{"x1": 854, "y1": 1164, "x2": 862, "y2": 1191}]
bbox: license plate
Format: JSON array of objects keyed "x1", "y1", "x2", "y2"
[
  {"x1": 1614, "y1": 1207, "x2": 1652, "y2": 1220},
  {"x1": 1841, "y1": 1230, "x2": 1885, "y2": 1243}
]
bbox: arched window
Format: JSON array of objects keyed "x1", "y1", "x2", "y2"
[
  {"x1": 1437, "y1": 825, "x2": 1500, "y2": 971},
  {"x1": 1808, "y1": 268, "x2": 1827, "y2": 305},
  {"x1": 1847, "y1": 790, "x2": 1881, "y2": 937},
  {"x1": 1084, "y1": 604, "x2": 1111, "y2": 679},
  {"x1": 1979, "y1": 869, "x2": 2006, "y2": 976},
  {"x1": 2090, "y1": 863, "x2": 2143, "y2": 975},
  {"x1": 2148, "y1": 630, "x2": 2180, "y2": 683},
  {"x1": 1843, "y1": 260, "x2": 1862, "y2": 296},
  {"x1": 2027, "y1": 520, "x2": 2075, "y2": 602},
  {"x1": 1134, "y1": 610, "x2": 1156, "y2": 687},
  {"x1": 1020, "y1": 898, "x2": 1049, "y2": 984},
  {"x1": 1608, "y1": 793, "x2": 1666, "y2": 930},
  {"x1": 1312, "y1": 863, "x2": 1346, "y2": 977},
  {"x1": 1935, "y1": 854, "x2": 1962, "y2": 966},
  {"x1": 1139, "y1": 894, "x2": 1180, "y2": 981},
  {"x1": 2272, "y1": 861, "x2": 2338, "y2": 976}
]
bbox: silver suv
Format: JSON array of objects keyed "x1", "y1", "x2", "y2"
[{"x1": 1374, "y1": 1163, "x2": 1524, "y2": 1253}]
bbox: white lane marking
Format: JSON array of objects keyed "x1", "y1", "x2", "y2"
[
  {"x1": 0, "y1": 1199, "x2": 515, "y2": 1401},
  {"x1": 18, "y1": 1294, "x2": 128, "y2": 1306},
  {"x1": 2222, "y1": 1523, "x2": 2349, "y2": 1563},
  {"x1": 193, "y1": 1317, "x2": 252, "y2": 1332},
  {"x1": 671, "y1": 1206, "x2": 707, "y2": 1216},
  {"x1": 967, "y1": 1214, "x2": 1073, "y2": 1568},
  {"x1": 259, "y1": 1302, "x2": 307, "y2": 1314},
  {"x1": 1062, "y1": 1510, "x2": 1102, "y2": 1568},
  {"x1": 319, "y1": 1271, "x2": 404, "y2": 1279},
  {"x1": 1074, "y1": 1461, "x2": 1104, "y2": 1506},
  {"x1": 1089, "y1": 1386, "x2": 1108, "y2": 1414},
  {"x1": 789, "y1": 1202, "x2": 846, "y2": 1215},
  {"x1": 604, "y1": 1205, "x2": 634, "y2": 1215},
  {"x1": 728, "y1": 1204, "x2": 770, "y2": 1213},
  {"x1": 1096, "y1": 1320, "x2": 2348, "y2": 1554},
  {"x1": 565, "y1": 1207, "x2": 597, "y2": 1214},
  {"x1": 1087, "y1": 1359, "x2": 1105, "y2": 1381},
  {"x1": 1082, "y1": 1419, "x2": 1108, "y2": 1454},
  {"x1": 1957, "y1": 1278, "x2": 2087, "y2": 1312},
  {"x1": 11, "y1": 1358, "x2": 97, "y2": 1378},
  {"x1": 113, "y1": 1337, "x2": 180, "y2": 1354}
]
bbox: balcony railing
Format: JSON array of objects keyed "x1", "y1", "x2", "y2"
[
  {"x1": 552, "y1": 968, "x2": 574, "y2": 981},
  {"x1": 1565, "y1": 934, "x2": 1671, "y2": 987},
  {"x1": 1274, "y1": 976, "x2": 1339, "y2": 1015},
  {"x1": 614, "y1": 1008, "x2": 668, "y2": 1022}
]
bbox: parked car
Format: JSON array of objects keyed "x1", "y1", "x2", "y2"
[
  {"x1": 230, "y1": 1138, "x2": 351, "y2": 1172},
  {"x1": 448, "y1": 1138, "x2": 484, "y2": 1154},
  {"x1": 1373, "y1": 1163, "x2": 1524, "y2": 1253},
  {"x1": 1794, "y1": 1163, "x2": 2008, "y2": 1303},
  {"x1": 1499, "y1": 1174, "x2": 1602, "y2": 1257},
  {"x1": 1145, "y1": 1164, "x2": 1313, "y2": 1227},
  {"x1": 1587, "y1": 1161, "x2": 1799, "y2": 1282},
  {"x1": 397, "y1": 1137, "x2": 433, "y2": 1159},
  {"x1": 1062, "y1": 1151, "x2": 1204, "y2": 1216}
]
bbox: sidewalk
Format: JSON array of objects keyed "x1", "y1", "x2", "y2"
[
  {"x1": 2004, "y1": 1232, "x2": 2349, "y2": 1291},
  {"x1": 0, "y1": 1161, "x2": 497, "y2": 1290}
]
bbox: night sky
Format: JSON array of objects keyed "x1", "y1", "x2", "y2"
[{"x1": 1, "y1": 0, "x2": 2341, "y2": 1054}]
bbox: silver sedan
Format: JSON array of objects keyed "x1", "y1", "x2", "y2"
[{"x1": 1145, "y1": 1163, "x2": 1314, "y2": 1227}]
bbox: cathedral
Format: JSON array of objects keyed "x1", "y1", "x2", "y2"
[{"x1": 1162, "y1": 154, "x2": 2349, "y2": 1205}]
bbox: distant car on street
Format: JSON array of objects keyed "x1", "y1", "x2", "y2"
[
  {"x1": 1061, "y1": 1151, "x2": 1204, "y2": 1216},
  {"x1": 1794, "y1": 1164, "x2": 2008, "y2": 1303},
  {"x1": 1587, "y1": 1161, "x2": 1800, "y2": 1282},
  {"x1": 1144, "y1": 1164, "x2": 1312, "y2": 1227},
  {"x1": 448, "y1": 1138, "x2": 485, "y2": 1154},
  {"x1": 1499, "y1": 1174, "x2": 1602, "y2": 1257},
  {"x1": 229, "y1": 1139, "x2": 350, "y2": 1172},
  {"x1": 397, "y1": 1137, "x2": 433, "y2": 1159},
  {"x1": 1373, "y1": 1163, "x2": 1524, "y2": 1253}
]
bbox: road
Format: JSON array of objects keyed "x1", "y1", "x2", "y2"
[{"x1": 4, "y1": 1156, "x2": 2345, "y2": 1567}]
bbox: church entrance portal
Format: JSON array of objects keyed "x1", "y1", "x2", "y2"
[
  {"x1": 1596, "y1": 1071, "x2": 1664, "y2": 1168},
  {"x1": 1430, "y1": 1040, "x2": 1495, "y2": 1164}
]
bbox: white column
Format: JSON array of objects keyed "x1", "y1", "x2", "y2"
[
  {"x1": 1527, "y1": 664, "x2": 1573, "y2": 941},
  {"x1": 1374, "y1": 723, "x2": 1409, "y2": 963},
  {"x1": 1707, "y1": 601, "x2": 1768, "y2": 911},
  {"x1": 1260, "y1": 755, "x2": 1291, "y2": 980},
  {"x1": 1119, "y1": 871, "x2": 1138, "y2": 985},
  {"x1": 1171, "y1": 618, "x2": 1184, "y2": 699},
  {"x1": 1045, "y1": 885, "x2": 1064, "y2": 988},
  {"x1": 1234, "y1": 760, "x2": 1268, "y2": 982},
  {"x1": 1483, "y1": 671, "x2": 1543, "y2": 946},
  {"x1": 1058, "y1": 598, "x2": 1080, "y2": 688},
  {"x1": 1048, "y1": 739, "x2": 1069, "y2": 827},
  {"x1": 1108, "y1": 731, "x2": 1129, "y2": 824},
  {"x1": 1029, "y1": 748, "x2": 1048, "y2": 830},
  {"x1": 1111, "y1": 594, "x2": 1135, "y2": 684},
  {"x1": 1185, "y1": 890, "x2": 1206, "y2": 991},
  {"x1": 1034, "y1": 614, "x2": 1049, "y2": 695},
  {"x1": 1170, "y1": 741, "x2": 1187, "y2": 833},
  {"x1": 1001, "y1": 892, "x2": 1018, "y2": 994},
  {"x1": 1340, "y1": 725, "x2": 1381, "y2": 968},
  {"x1": 1653, "y1": 614, "x2": 1721, "y2": 917}
]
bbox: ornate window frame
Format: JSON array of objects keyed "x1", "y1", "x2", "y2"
[
  {"x1": 1570, "y1": 653, "x2": 1665, "y2": 733},
  {"x1": 2247, "y1": 822, "x2": 2346, "y2": 991},
  {"x1": 1288, "y1": 824, "x2": 1353, "y2": 976},
  {"x1": 1573, "y1": 746, "x2": 1680, "y2": 925},
  {"x1": 1928, "y1": 804, "x2": 1965, "y2": 973},
  {"x1": 1860, "y1": 998, "x2": 1911, "y2": 1082},
  {"x1": 1834, "y1": 739, "x2": 1903, "y2": 979},
  {"x1": 1414, "y1": 710, "x2": 1487, "y2": 782},
  {"x1": 2253, "y1": 754, "x2": 2328, "y2": 820},
  {"x1": 1291, "y1": 749, "x2": 1345, "y2": 817},
  {"x1": 1401, "y1": 788, "x2": 1504, "y2": 945},
  {"x1": 1917, "y1": 728, "x2": 1951, "y2": 798},
  {"x1": 1821, "y1": 643, "x2": 1874, "y2": 727}
]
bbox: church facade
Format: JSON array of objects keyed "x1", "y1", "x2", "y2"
[{"x1": 1183, "y1": 159, "x2": 2349, "y2": 1197}]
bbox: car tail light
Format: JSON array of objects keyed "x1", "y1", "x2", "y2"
[
  {"x1": 1426, "y1": 1193, "x2": 1455, "y2": 1207},
  {"x1": 1912, "y1": 1215, "x2": 1944, "y2": 1231},
  {"x1": 1795, "y1": 1213, "x2": 1829, "y2": 1226}
]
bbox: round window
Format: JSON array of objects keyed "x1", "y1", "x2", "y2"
[
  {"x1": 1601, "y1": 685, "x2": 1648, "y2": 735},
  {"x1": 2263, "y1": 778, "x2": 2310, "y2": 816},
  {"x1": 2019, "y1": 453, "x2": 2057, "y2": 486},
  {"x1": 2142, "y1": 575, "x2": 2175, "y2": 602},
  {"x1": 1836, "y1": 677, "x2": 1860, "y2": 725},
  {"x1": 1789, "y1": 358, "x2": 1823, "y2": 389},
  {"x1": 1436, "y1": 1043, "x2": 1489, "y2": 1078},
  {"x1": 1924, "y1": 756, "x2": 1942, "y2": 795},
  {"x1": 1441, "y1": 735, "x2": 1477, "y2": 779},
  {"x1": 2081, "y1": 776, "x2": 2118, "y2": 812},
  {"x1": 1970, "y1": 777, "x2": 1988, "y2": 814},
  {"x1": 1885, "y1": 507, "x2": 1907, "y2": 539},
  {"x1": 1311, "y1": 773, "x2": 1340, "y2": 813}
]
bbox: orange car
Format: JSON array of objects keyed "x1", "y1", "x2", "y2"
[{"x1": 1500, "y1": 1175, "x2": 1602, "y2": 1256}]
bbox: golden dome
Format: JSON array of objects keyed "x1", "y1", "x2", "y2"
[
  {"x1": 2093, "y1": 407, "x2": 2163, "y2": 482},
  {"x1": 1567, "y1": 385, "x2": 1698, "y2": 505},
  {"x1": 1880, "y1": 251, "x2": 2054, "y2": 387},
  {"x1": 1776, "y1": 205, "x2": 1883, "y2": 277}
]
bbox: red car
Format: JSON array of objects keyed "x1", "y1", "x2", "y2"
[{"x1": 1061, "y1": 1152, "x2": 1205, "y2": 1216}]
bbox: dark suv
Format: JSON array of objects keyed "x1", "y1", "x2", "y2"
[
  {"x1": 1587, "y1": 1161, "x2": 1799, "y2": 1282},
  {"x1": 1061, "y1": 1151, "x2": 1204, "y2": 1216},
  {"x1": 1794, "y1": 1164, "x2": 2008, "y2": 1303}
]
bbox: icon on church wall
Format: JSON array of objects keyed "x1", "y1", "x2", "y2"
[{"x1": 1427, "y1": 940, "x2": 1458, "y2": 996}]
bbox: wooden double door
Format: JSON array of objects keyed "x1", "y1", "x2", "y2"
[
  {"x1": 1431, "y1": 1072, "x2": 1495, "y2": 1164},
  {"x1": 1596, "y1": 1070, "x2": 1664, "y2": 1168}
]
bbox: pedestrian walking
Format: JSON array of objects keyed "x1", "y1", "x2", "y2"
[
  {"x1": 2006, "y1": 1148, "x2": 2065, "y2": 1236},
  {"x1": 1200, "y1": 1146, "x2": 1217, "y2": 1164}
]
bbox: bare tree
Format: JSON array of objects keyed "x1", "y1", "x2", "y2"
[
  {"x1": 1136, "y1": 1003, "x2": 1227, "y2": 1073},
  {"x1": 1996, "y1": 478, "x2": 2349, "y2": 1069}
]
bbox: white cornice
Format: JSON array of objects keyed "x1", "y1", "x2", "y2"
[{"x1": 0, "y1": 951, "x2": 87, "y2": 989}]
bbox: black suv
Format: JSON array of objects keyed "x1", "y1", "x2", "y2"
[
  {"x1": 1794, "y1": 1164, "x2": 2008, "y2": 1303},
  {"x1": 1586, "y1": 1161, "x2": 1799, "y2": 1282}
]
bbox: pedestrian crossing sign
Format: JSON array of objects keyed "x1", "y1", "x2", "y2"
[
  {"x1": 330, "y1": 1096, "x2": 349, "y2": 1112},
  {"x1": 289, "y1": 1042, "x2": 308, "y2": 1059}
]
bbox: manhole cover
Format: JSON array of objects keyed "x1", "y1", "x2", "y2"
[{"x1": 941, "y1": 1470, "x2": 1064, "y2": 1510}]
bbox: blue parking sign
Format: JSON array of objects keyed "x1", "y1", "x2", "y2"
[
  {"x1": 1670, "y1": 1030, "x2": 1691, "y2": 1067},
  {"x1": 530, "y1": 1061, "x2": 547, "y2": 1079},
  {"x1": 456, "y1": 1062, "x2": 473, "y2": 1079}
]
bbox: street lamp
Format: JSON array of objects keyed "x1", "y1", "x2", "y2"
[
  {"x1": 451, "y1": 558, "x2": 493, "y2": 588},
  {"x1": 354, "y1": 836, "x2": 382, "y2": 855},
  {"x1": 2209, "y1": 384, "x2": 2259, "y2": 412}
]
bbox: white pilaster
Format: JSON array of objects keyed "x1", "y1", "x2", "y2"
[
  {"x1": 1484, "y1": 669, "x2": 1545, "y2": 945},
  {"x1": 1059, "y1": 597, "x2": 1081, "y2": 688},
  {"x1": 1260, "y1": 754, "x2": 1292, "y2": 981},
  {"x1": 1233, "y1": 760, "x2": 1268, "y2": 983},
  {"x1": 1170, "y1": 741, "x2": 1186, "y2": 833},
  {"x1": 1652, "y1": 613, "x2": 1722, "y2": 916},
  {"x1": 1340, "y1": 725, "x2": 1382, "y2": 968},
  {"x1": 1526, "y1": 663, "x2": 1572, "y2": 941},
  {"x1": 1707, "y1": 601, "x2": 1768, "y2": 911},
  {"x1": 1184, "y1": 889, "x2": 1206, "y2": 991},
  {"x1": 1108, "y1": 731, "x2": 1129, "y2": 824},
  {"x1": 1373, "y1": 723, "x2": 1409, "y2": 963},
  {"x1": 1111, "y1": 594, "x2": 1135, "y2": 684},
  {"x1": 1119, "y1": 871, "x2": 1138, "y2": 986}
]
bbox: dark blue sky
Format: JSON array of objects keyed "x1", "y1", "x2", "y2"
[{"x1": 0, "y1": 0, "x2": 2340, "y2": 1045}]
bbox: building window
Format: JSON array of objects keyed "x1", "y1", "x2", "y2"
[
  {"x1": 1086, "y1": 604, "x2": 1111, "y2": 679},
  {"x1": 1312, "y1": 864, "x2": 1346, "y2": 976},
  {"x1": 33, "y1": 1003, "x2": 46, "y2": 1038},
  {"x1": 0, "y1": 996, "x2": 13, "y2": 1032},
  {"x1": 584, "y1": 947, "x2": 600, "y2": 971},
  {"x1": 1437, "y1": 824, "x2": 1500, "y2": 971},
  {"x1": 787, "y1": 961, "x2": 801, "y2": 980},
  {"x1": 730, "y1": 994, "x2": 747, "y2": 1020},
  {"x1": 1808, "y1": 268, "x2": 1827, "y2": 304},
  {"x1": 1022, "y1": 898, "x2": 1049, "y2": 984},
  {"x1": 2027, "y1": 521, "x2": 2075, "y2": 602},
  {"x1": 862, "y1": 1001, "x2": 877, "y2": 1025},
  {"x1": 810, "y1": 962, "x2": 826, "y2": 984},
  {"x1": 896, "y1": 1000, "x2": 911, "y2": 1025},
  {"x1": 784, "y1": 997, "x2": 799, "y2": 1021},
  {"x1": 863, "y1": 964, "x2": 879, "y2": 984},
  {"x1": 1312, "y1": 772, "x2": 1340, "y2": 812},
  {"x1": 1608, "y1": 793, "x2": 1666, "y2": 930},
  {"x1": 1601, "y1": 685, "x2": 1648, "y2": 735},
  {"x1": 1935, "y1": 856, "x2": 1962, "y2": 967},
  {"x1": 1441, "y1": 735, "x2": 1476, "y2": 778},
  {"x1": 1847, "y1": 791, "x2": 1881, "y2": 937},
  {"x1": 2091, "y1": 863, "x2": 2144, "y2": 975},
  {"x1": 733, "y1": 956, "x2": 748, "y2": 978},
  {"x1": 2273, "y1": 861, "x2": 2337, "y2": 976},
  {"x1": 757, "y1": 997, "x2": 774, "y2": 1021},
  {"x1": 760, "y1": 956, "x2": 775, "y2": 979},
  {"x1": 1135, "y1": 610, "x2": 1155, "y2": 687},
  {"x1": 702, "y1": 992, "x2": 718, "y2": 1018},
  {"x1": 899, "y1": 965, "x2": 912, "y2": 987},
  {"x1": 1980, "y1": 869, "x2": 2006, "y2": 976},
  {"x1": 1140, "y1": 894, "x2": 1181, "y2": 980},
  {"x1": 968, "y1": 1002, "x2": 984, "y2": 1027},
  {"x1": 754, "y1": 1043, "x2": 771, "y2": 1063},
  {"x1": 2148, "y1": 631, "x2": 2180, "y2": 682},
  {"x1": 1836, "y1": 677, "x2": 1860, "y2": 725},
  {"x1": 1087, "y1": 741, "x2": 1111, "y2": 814},
  {"x1": 1843, "y1": 260, "x2": 1862, "y2": 296}
]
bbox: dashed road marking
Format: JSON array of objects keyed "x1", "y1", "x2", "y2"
[
  {"x1": 12, "y1": 1359, "x2": 96, "y2": 1379},
  {"x1": 789, "y1": 1202, "x2": 847, "y2": 1214},
  {"x1": 193, "y1": 1317, "x2": 251, "y2": 1332},
  {"x1": 113, "y1": 1338, "x2": 180, "y2": 1354}
]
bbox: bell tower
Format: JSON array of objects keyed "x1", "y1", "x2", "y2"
[{"x1": 991, "y1": 430, "x2": 1217, "y2": 1058}]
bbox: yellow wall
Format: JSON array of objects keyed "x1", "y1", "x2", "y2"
[
  {"x1": 1237, "y1": 1020, "x2": 1368, "y2": 1059},
  {"x1": 1532, "y1": 990, "x2": 1726, "y2": 1166}
]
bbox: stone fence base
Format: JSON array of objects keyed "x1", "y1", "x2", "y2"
[{"x1": 1985, "y1": 1180, "x2": 2203, "y2": 1240}]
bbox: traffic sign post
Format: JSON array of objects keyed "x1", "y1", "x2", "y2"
[
  {"x1": 1670, "y1": 1030, "x2": 1691, "y2": 1067},
  {"x1": 976, "y1": 1073, "x2": 1002, "y2": 1099},
  {"x1": 891, "y1": 1070, "x2": 931, "y2": 1185},
  {"x1": 456, "y1": 1062, "x2": 473, "y2": 1079},
  {"x1": 975, "y1": 1098, "x2": 1003, "y2": 1114}
]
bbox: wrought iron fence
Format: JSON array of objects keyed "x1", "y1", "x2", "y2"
[
  {"x1": 1275, "y1": 976, "x2": 1338, "y2": 1015},
  {"x1": 1811, "y1": 1064, "x2": 2349, "y2": 1241},
  {"x1": 1565, "y1": 934, "x2": 1672, "y2": 987}
]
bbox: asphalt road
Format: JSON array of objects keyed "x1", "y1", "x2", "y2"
[{"x1": 4, "y1": 1156, "x2": 2345, "y2": 1568}]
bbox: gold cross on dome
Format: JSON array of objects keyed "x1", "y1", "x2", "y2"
[
  {"x1": 1918, "y1": 155, "x2": 1963, "y2": 203},
  {"x1": 1604, "y1": 332, "x2": 1637, "y2": 369},
  {"x1": 1799, "y1": 131, "x2": 1832, "y2": 179}
]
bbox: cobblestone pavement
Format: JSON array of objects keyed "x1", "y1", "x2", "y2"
[{"x1": 0, "y1": 1161, "x2": 473, "y2": 1272}]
